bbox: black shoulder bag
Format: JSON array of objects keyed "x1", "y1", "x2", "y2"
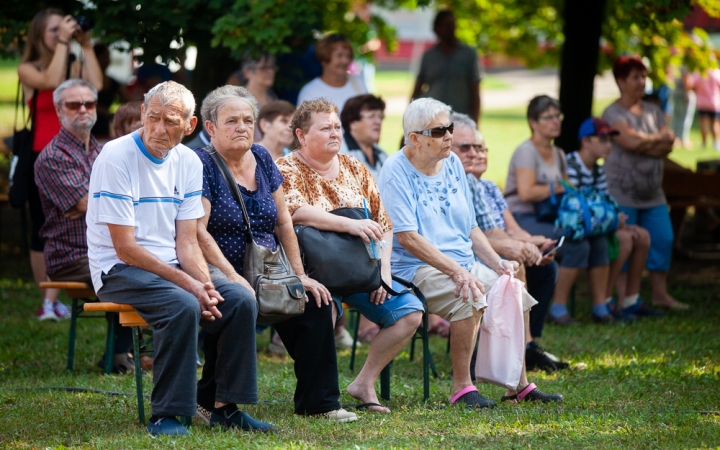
[
  {"x1": 8, "y1": 83, "x2": 37, "y2": 208},
  {"x1": 205, "y1": 146, "x2": 305, "y2": 324}
]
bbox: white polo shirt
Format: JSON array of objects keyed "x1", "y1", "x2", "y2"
[{"x1": 86, "y1": 131, "x2": 204, "y2": 291}]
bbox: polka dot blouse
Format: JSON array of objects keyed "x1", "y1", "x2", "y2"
[{"x1": 195, "y1": 145, "x2": 284, "y2": 275}]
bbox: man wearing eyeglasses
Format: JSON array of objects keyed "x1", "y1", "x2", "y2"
[{"x1": 34, "y1": 78, "x2": 135, "y2": 370}]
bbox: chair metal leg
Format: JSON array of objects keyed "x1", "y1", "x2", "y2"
[
  {"x1": 66, "y1": 298, "x2": 79, "y2": 371},
  {"x1": 409, "y1": 335, "x2": 416, "y2": 361},
  {"x1": 349, "y1": 309, "x2": 360, "y2": 372},
  {"x1": 380, "y1": 362, "x2": 391, "y2": 401},
  {"x1": 104, "y1": 312, "x2": 117, "y2": 375},
  {"x1": 132, "y1": 326, "x2": 145, "y2": 424}
]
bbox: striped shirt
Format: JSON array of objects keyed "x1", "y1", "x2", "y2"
[
  {"x1": 566, "y1": 151, "x2": 608, "y2": 193},
  {"x1": 35, "y1": 128, "x2": 100, "y2": 275}
]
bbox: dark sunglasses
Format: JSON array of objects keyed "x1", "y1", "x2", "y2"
[
  {"x1": 62, "y1": 101, "x2": 97, "y2": 111},
  {"x1": 414, "y1": 123, "x2": 454, "y2": 138}
]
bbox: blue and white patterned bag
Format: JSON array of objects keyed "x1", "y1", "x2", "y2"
[{"x1": 555, "y1": 181, "x2": 619, "y2": 240}]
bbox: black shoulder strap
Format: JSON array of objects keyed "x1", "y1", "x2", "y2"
[
  {"x1": 204, "y1": 145, "x2": 254, "y2": 241},
  {"x1": 14, "y1": 82, "x2": 37, "y2": 132}
]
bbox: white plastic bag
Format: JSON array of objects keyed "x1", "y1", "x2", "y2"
[{"x1": 475, "y1": 273, "x2": 525, "y2": 389}]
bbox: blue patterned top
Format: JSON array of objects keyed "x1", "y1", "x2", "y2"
[
  {"x1": 378, "y1": 150, "x2": 478, "y2": 282},
  {"x1": 477, "y1": 178, "x2": 508, "y2": 231},
  {"x1": 466, "y1": 173, "x2": 497, "y2": 232},
  {"x1": 195, "y1": 145, "x2": 284, "y2": 274}
]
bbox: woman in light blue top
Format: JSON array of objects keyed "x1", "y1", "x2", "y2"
[{"x1": 378, "y1": 98, "x2": 561, "y2": 407}]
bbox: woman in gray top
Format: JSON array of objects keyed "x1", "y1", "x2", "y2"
[
  {"x1": 601, "y1": 56, "x2": 687, "y2": 310},
  {"x1": 506, "y1": 95, "x2": 615, "y2": 324}
]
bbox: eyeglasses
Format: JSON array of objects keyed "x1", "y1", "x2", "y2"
[
  {"x1": 537, "y1": 113, "x2": 564, "y2": 122},
  {"x1": 453, "y1": 143, "x2": 487, "y2": 153},
  {"x1": 360, "y1": 111, "x2": 385, "y2": 121},
  {"x1": 62, "y1": 101, "x2": 97, "y2": 111},
  {"x1": 413, "y1": 123, "x2": 454, "y2": 138}
]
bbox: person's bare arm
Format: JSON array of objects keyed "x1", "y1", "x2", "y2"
[
  {"x1": 63, "y1": 194, "x2": 88, "y2": 219},
  {"x1": 396, "y1": 230, "x2": 484, "y2": 301},
  {"x1": 611, "y1": 121, "x2": 674, "y2": 157},
  {"x1": 74, "y1": 29, "x2": 103, "y2": 91},
  {"x1": 483, "y1": 226, "x2": 541, "y2": 266},
  {"x1": 291, "y1": 204, "x2": 383, "y2": 244},
  {"x1": 196, "y1": 196, "x2": 255, "y2": 295},
  {"x1": 515, "y1": 168, "x2": 566, "y2": 203},
  {"x1": 272, "y1": 187, "x2": 331, "y2": 307},
  {"x1": 108, "y1": 221, "x2": 221, "y2": 320}
]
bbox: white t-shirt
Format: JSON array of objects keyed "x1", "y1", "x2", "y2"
[
  {"x1": 86, "y1": 131, "x2": 205, "y2": 291},
  {"x1": 296, "y1": 76, "x2": 367, "y2": 111}
]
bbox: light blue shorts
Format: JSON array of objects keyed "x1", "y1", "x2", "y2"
[
  {"x1": 335, "y1": 280, "x2": 424, "y2": 329},
  {"x1": 619, "y1": 204, "x2": 673, "y2": 272}
]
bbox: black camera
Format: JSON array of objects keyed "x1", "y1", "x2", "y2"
[{"x1": 75, "y1": 16, "x2": 94, "y2": 32}]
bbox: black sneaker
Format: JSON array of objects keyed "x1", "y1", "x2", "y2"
[
  {"x1": 591, "y1": 313, "x2": 616, "y2": 324},
  {"x1": 525, "y1": 342, "x2": 569, "y2": 372}
]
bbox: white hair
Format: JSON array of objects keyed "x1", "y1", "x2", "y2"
[
  {"x1": 143, "y1": 81, "x2": 196, "y2": 121},
  {"x1": 449, "y1": 112, "x2": 476, "y2": 131},
  {"x1": 403, "y1": 98, "x2": 452, "y2": 145},
  {"x1": 475, "y1": 129, "x2": 485, "y2": 144},
  {"x1": 53, "y1": 79, "x2": 98, "y2": 105},
  {"x1": 201, "y1": 85, "x2": 258, "y2": 126}
]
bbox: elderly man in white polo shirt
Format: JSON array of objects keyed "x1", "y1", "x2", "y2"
[{"x1": 86, "y1": 81, "x2": 273, "y2": 436}]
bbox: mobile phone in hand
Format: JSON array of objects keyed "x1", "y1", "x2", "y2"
[{"x1": 543, "y1": 236, "x2": 565, "y2": 256}]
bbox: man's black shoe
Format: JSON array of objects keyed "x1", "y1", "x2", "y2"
[{"x1": 525, "y1": 342, "x2": 569, "y2": 372}]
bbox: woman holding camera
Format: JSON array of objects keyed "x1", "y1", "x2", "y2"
[{"x1": 18, "y1": 8, "x2": 103, "y2": 321}]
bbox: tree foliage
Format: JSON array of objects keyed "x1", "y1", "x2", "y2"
[{"x1": 439, "y1": 0, "x2": 719, "y2": 84}]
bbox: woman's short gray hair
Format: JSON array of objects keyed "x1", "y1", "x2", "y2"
[
  {"x1": 143, "y1": 81, "x2": 196, "y2": 121},
  {"x1": 53, "y1": 79, "x2": 98, "y2": 105},
  {"x1": 449, "y1": 112, "x2": 476, "y2": 132},
  {"x1": 201, "y1": 85, "x2": 259, "y2": 126},
  {"x1": 402, "y1": 98, "x2": 452, "y2": 145}
]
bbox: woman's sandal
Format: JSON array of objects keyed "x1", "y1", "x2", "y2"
[
  {"x1": 450, "y1": 386, "x2": 496, "y2": 409},
  {"x1": 500, "y1": 383, "x2": 563, "y2": 404}
]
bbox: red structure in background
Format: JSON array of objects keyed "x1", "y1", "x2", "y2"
[{"x1": 684, "y1": 5, "x2": 720, "y2": 32}]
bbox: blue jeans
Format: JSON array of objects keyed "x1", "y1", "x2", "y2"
[
  {"x1": 336, "y1": 280, "x2": 424, "y2": 329},
  {"x1": 619, "y1": 204, "x2": 673, "y2": 272}
]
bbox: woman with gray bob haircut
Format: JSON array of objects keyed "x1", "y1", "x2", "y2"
[{"x1": 192, "y1": 86, "x2": 349, "y2": 423}]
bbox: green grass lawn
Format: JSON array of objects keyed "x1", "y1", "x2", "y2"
[{"x1": 0, "y1": 253, "x2": 718, "y2": 448}]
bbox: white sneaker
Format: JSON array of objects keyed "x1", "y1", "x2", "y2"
[
  {"x1": 53, "y1": 300, "x2": 72, "y2": 319},
  {"x1": 317, "y1": 408, "x2": 358, "y2": 423},
  {"x1": 37, "y1": 299, "x2": 59, "y2": 321},
  {"x1": 334, "y1": 327, "x2": 357, "y2": 350}
]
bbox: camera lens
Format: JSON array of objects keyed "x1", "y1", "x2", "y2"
[{"x1": 75, "y1": 16, "x2": 94, "y2": 32}]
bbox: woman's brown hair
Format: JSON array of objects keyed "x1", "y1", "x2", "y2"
[{"x1": 22, "y1": 8, "x2": 64, "y2": 67}]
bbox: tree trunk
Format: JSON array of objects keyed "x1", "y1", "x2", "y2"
[{"x1": 556, "y1": 0, "x2": 607, "y2": 153}]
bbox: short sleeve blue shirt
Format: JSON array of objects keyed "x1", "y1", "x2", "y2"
[
  {"x1": 194, "y1": 145, "x2": 284, "y2": 274},
  {"x1": 377, "y1": 150, "x2": 478, "y2": 282}
]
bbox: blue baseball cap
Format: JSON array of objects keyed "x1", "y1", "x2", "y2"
[{"x1": 578, "y1": 117, "x2": 619, "y2": 141}]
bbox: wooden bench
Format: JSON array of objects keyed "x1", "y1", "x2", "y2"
[
  {"x1": 39, "y1": 281, "x2": 120, "y2": 374},
  {"x1": 84, "y1": 302, "x2": 151, "y2": 424}
]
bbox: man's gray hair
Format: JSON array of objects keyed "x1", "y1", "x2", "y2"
[
  {"x1": 143, "y1": 81, "x2": 196, "y2": 121},
  {"x1": 53, "y1": 79, "x2": 98, "y2": 105},
  {"x1": 449, "y1": 112, "x2": 477, "y2": 132},
  {"x1": 201, "y1": 85, "x2": 259, "y2": 126},
  {"x1": 403, "y1": 98, "x2": 452, "y2": 145}
]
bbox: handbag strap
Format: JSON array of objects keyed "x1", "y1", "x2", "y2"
[
  {"x1": 14, "y1": 82, "x2": 37, "y2": 132},
  {"x1": 204, "y1": 145, "x2": 255, "y2": 241}
]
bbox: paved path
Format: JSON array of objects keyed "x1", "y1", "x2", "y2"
[{"x1": 384, "y1": 68, "x2": 620, "y2": 115}]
